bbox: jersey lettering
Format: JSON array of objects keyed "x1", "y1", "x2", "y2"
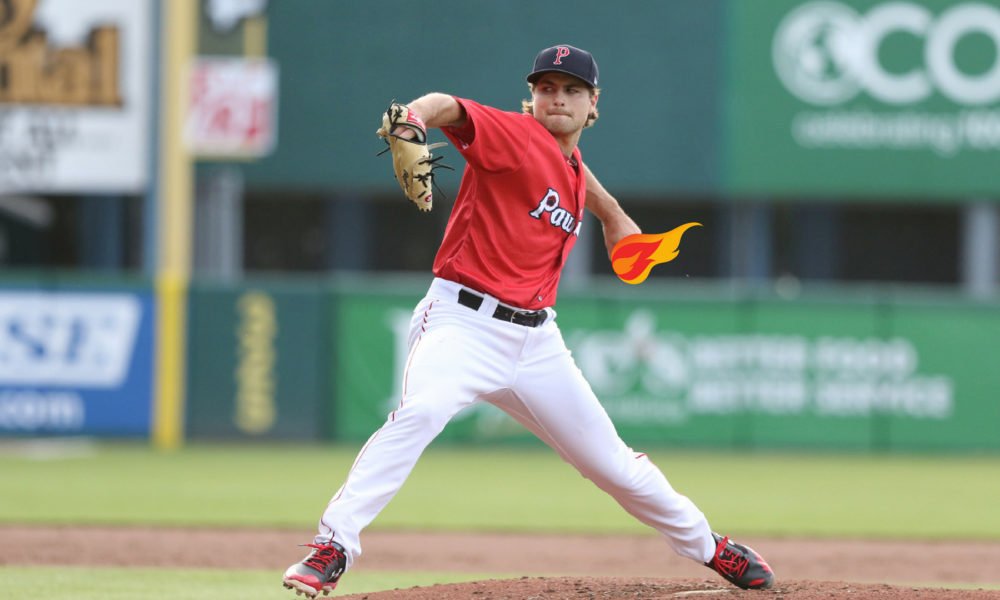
[
  {"x1": 550, "y1": 208, "x2": 568, "y2": 228},
  {"x1": 529, "y1": 188, "x2": 560, "y2": 218},
  {"x1": 529, "y1": 187, "x2": 579, "y2": 235}
]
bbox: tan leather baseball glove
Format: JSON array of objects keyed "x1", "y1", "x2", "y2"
[{"x1": 376, "y1": 102, "x2": 451, "y2": 212}]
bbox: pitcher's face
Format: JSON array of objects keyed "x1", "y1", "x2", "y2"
[{"x1": 531, "y1": 72, "x2": 597, "y2": 136}]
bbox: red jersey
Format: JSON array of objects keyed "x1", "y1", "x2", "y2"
[{"x1": 436, "y1": 97, "x2": 586, "y2": 310}]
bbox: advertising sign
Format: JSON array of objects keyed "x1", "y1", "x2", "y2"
[
  {"x1": 727, "y1": 0, "x2": 1000, "y2": 198},
  {"x1": 0, "y1": 290, "x2": 154, "y2": 435},
  {"x1": 333, "y1": 287, "x2": 999, "y2": 450},
  {"x1": 0, "y1": 0, "x2": 153, "y2": 194},
  {"x1": 185, "y1": 58, "x2": 278, "y2": 158}
]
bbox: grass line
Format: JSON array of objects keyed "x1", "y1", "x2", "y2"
[{"x1": 3, "y1": 442, "x2": 1000, "y2": 540}]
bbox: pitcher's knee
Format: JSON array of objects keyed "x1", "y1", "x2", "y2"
[
  {"x1": 593, "y1": 470, "x2": 643, "y2": 495},
  {"x1": 579, "y1": 460, "x2": 644, "y2": 493}
]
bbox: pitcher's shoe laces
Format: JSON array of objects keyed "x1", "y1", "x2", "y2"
[
  {"x1": 282, "y1": 541, "x2": 347, "y2": 598},
  {"x1": 706, "y1": 533, "x2": 774, "y2": 590}
]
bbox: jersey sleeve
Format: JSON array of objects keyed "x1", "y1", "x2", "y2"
[{"x1": 441, "y1": 97, "x2": 531, "y2": 173}]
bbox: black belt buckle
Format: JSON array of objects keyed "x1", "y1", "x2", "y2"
[{"x1": 457, "y1": 289, "x2": 547, "y2": 328}]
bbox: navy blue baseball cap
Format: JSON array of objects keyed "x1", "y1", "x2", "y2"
[{"x1": 526, "y1": 44, "x2": 599, "y2": 88}]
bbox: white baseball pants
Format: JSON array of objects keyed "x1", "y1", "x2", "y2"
[{"x1": 317, "y1": 277, "x2": 715, "y2": 569}]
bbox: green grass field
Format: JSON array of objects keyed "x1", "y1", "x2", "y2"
[
  {"x1": 4, "y1": 441, "x2": 1000, "y2": 539},
  {"x1": 3, "y1": 441, "x2": 1000, "y2": 599}
]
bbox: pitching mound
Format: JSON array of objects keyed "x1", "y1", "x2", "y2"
[
  {"x1": 5, "y1": 526, "x2": 1000, "y2": 598},
  {"x1": 337, "y1": 576, "x2": 1000, "y2": 599}
]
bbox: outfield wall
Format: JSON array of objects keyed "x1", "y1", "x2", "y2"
[
  {"x1": 185, "y1": 279, "x2": 331, "y2": 440},
  {"x1": 330, "y1": 279, "x2": 1000, "y2": 451},
  {"x1": 2, "y1": 276, "x2": 998, "y2": 451}
]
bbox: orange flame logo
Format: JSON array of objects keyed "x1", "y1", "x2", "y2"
[{"x1": 611, "y1": 223, "x2": 702, "y2": 284}]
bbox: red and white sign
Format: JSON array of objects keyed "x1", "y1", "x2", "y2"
[{"x1": 185, "y1": 57, "x2": 278, "y2": 157}]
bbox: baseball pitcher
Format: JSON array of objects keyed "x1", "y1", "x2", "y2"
[{"x1": 283, "y1": 44, "x2": 774, "y2": 597}]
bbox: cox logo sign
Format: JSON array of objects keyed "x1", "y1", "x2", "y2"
[{"x1": 773, "y1": 1, "x2": 1000, "y2": 106}]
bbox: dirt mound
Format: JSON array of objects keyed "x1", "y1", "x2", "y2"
[
  {"x1": 337, "y1": 576, "x2": 1000, "y2": 599},
  {"x1": 4, "y1": 526, "x2": 1000, "y2": 598}
]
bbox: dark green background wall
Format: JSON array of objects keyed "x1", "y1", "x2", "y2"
[
  {"x1": 240, "y1": 0, "x2": 726, "y2": 196},
  {"x1": 186, "y1": 280, "x2": 331, "y2": 440}
]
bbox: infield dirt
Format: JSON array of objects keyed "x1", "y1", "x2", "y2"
[{"x1": 3, "y1": 525, "x2": 999, "y2": 599}]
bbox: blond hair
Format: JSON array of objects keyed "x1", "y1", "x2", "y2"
[{"x1": 522, "y1": 83, "x2": 600, "y2": 128}]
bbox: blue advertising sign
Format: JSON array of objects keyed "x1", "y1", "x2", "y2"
[{"x1": 0, "y1": 291, "x2": 154, "y2": 436}]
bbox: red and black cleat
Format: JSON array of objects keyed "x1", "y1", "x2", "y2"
[
  {"x1": 706, "y1": 533, "x2": 775, "y2": 590},
  {"x1": 282, "y1": 541, "x2": 347, "y2": 598}
]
